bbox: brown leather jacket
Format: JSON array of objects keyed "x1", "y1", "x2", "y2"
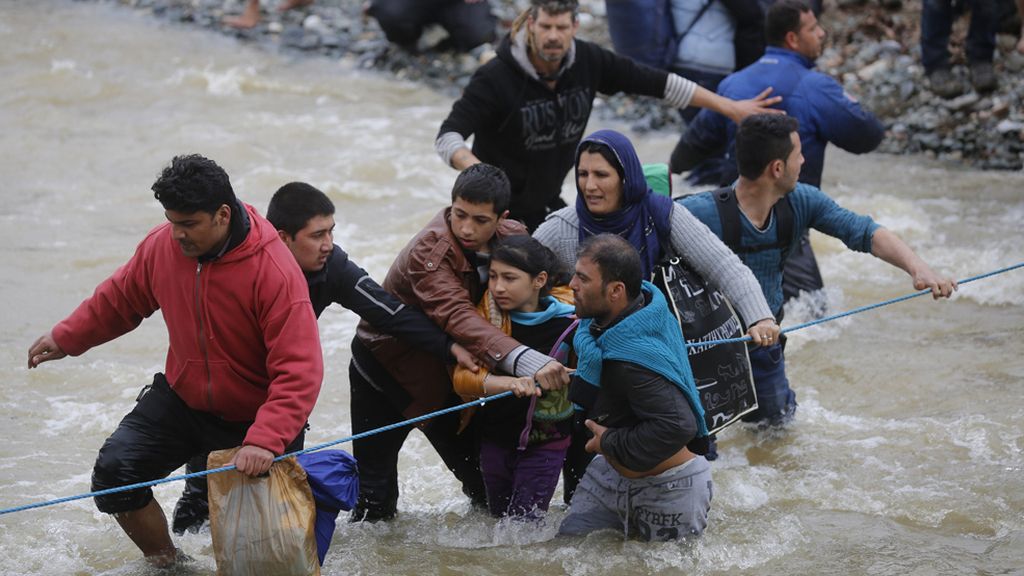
[{"x1": 355, "y1": 207, "x2": 528, "y2": 418}]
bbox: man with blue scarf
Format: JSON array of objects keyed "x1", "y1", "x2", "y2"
[{"x1": 559, "y1": 234, "x2": 713, "y2": 541}]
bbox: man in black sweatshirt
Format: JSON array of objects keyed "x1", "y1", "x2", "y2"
[{"x1": 435, "y1": 0, "x2": 780, "y2": 231}]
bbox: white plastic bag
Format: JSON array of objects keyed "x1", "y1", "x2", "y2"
[{"x1": 208, "y1": 448, "x2": 321, "y2": 576}]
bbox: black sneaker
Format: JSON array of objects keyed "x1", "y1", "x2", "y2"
[
  {"x1": 348, "y1": 500, "x2": 397, "y2": 523},
  {"x1": 171, "y1": 493, "x2": 209, "y2": 535},
  {"x1": 969, "y1": 62, "x2": 997, "y2": 93},
  {"x1": 928, "y1": 68, "x2": 964, "y2": 99}
]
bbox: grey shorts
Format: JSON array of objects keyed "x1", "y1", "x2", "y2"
[{"x1": 558, "y1": 455, "x2": 712, "y2": 541}]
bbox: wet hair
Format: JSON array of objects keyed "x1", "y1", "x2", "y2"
[
  {"x1": 491, "y1": 235, "x2": 569, "y2": 297},
  {"x1": 735, "y1": 114, "x2": 800, "y2": 180},
  {"x1": 512, "y1": 0, "x2": 578, "y2": 38},
  {"x1": 577, "y1": 234, "x2": 642, "y2": 299},
  {"x1": 576, "y1": 141, "x2": 624, "y2": 182},
  {"x1": 267, "y1": 182, "x2": 335, "y2": 237},
  {"x1": 451, "y1": 163, "x2": 511, "y2": 215},
  {"x1": 152, "y1": 154, "x2": 236, "y2": 215},
  {"x1": 765, "y1": 0, "x2": 812, "y2": 47},
  {"x1": 530, "y1": 0, "x2": 579, "y2": 20}
]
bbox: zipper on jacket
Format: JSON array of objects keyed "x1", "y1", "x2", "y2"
[{"x1": 196, "y1": 262, "x2": 214, "y2": 411}]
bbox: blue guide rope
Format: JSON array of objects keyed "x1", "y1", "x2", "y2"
[{"x1": 1, "y1": 261, "x2": 1020, "y2": 517}]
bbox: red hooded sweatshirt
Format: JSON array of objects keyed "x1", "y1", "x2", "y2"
[{"x1": 52, "y1": 203, "x2": 323, "y2": 454}]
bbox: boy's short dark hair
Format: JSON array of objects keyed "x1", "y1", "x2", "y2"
[
  {"x1": 765, "y1": 0, "x2": 812, "y2": 47},
  {"x1": 152, "y1": 154, "x2": 236, "y2": 215},
  {"x1": 451, "y1": 163, "x2": 511, "y2": 215},
  {"x1": 267, "y1": 182, "x2": 336, "y2": 237},
  {"x1": 577, "y1": 234, "x2": 643, "y2": 299},
  {"x1": 735, "y1": 114, "x2": 800, "y2": 180}
]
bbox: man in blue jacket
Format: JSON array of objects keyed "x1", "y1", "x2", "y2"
[
  {"x1": 671, "y1": 0, "x2": 884, "y2": 307},
  {"x1": 679, "y1": 114, "x2": 955, "y2": 426}
]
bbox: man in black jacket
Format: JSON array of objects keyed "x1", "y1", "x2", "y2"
[
  {"x1": 435, "y1": 0, "x2": 780, "y2": 231},
  {"x1": 559, "y1": 234, "x2": 712, "y2": 541},
  {"x1": 170, "y1": 182, "x2": 481, "y2": 534}
]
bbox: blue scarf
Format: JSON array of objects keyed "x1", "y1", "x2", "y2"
[
  {"x1": 573, "y1": 281, "x2": 709, "y2": 438},
  {"x1": 509, "y1": 296, "x2": 576, "y2": 326},
  {"x1": 575, "y1": 130, "x2": 674, "y2": 278}
]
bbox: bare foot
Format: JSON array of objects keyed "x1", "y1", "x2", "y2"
[
  {"x1": 223, "y1": 1, "x2": 261, "y2": 28},
  {"x1": 278, "y1": 0, "x2": 314, "y2": 11}
]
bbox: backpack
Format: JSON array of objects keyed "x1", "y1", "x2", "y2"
[{"x1": 712, "y1": 186, "x2": 794, "y2": 270}]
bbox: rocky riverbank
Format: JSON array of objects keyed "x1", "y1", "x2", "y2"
[{"x1": 92, "y1": 0, "x2": 1023, "y2": 170}]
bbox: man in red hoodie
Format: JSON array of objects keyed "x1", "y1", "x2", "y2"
[{"x1": 26, "y1": 154, "x2": 323, "y2": 568}]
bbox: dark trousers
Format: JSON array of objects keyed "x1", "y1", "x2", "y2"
[
  {"x1": 741, "y1": 342, "x2": 797, "y2": 425},
  {"x1": 921, "y1": 0, "x2": 997, "y2": 73},
  {"x1": 348, "y1": 359, "x2": 486, "y2": 520},
  {"x1": 369, "y1": 0, "x2": 496, "y2": 52},
  {"x1": 92, "y1": 373, "x2": 304, "y2": 514}
]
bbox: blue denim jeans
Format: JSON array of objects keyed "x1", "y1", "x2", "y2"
[
  {"x1": 741, "y1": 343, "x2": 797, "y2": 426},
  {"x1": 920, "y1": 0, "x2": 997, "y2": 73}
]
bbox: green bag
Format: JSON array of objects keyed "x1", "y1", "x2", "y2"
[{"x1": 643, "y1": 163, "x2": 671, "y2": 197}]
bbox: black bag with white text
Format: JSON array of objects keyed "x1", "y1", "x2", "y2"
[{"x1": 652, "y1": 251, "x2": 758, "y2": 434}]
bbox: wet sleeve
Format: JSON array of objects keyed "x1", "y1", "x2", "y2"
[
  {"x1": 591, "y1": 42, "x2": 669, "y2": 98},
  {"x1": 333, "y1": 254, "x2": 452, "y2": 362},
  {"x1": 810, "y1": 75, "x2": 884, "y2": 154},
  {"x1": 532, "y1": 207, "x2": 581, "y2": 271},
  {"x1": 52, "y1": 233, "x2": 161, "y2": 356},
  {"x1": 794, "y1": 184, "x2": 880, "y2": 253},
  {"x1": 436, "y1": 65, "x2": 505, "y2": 164}
]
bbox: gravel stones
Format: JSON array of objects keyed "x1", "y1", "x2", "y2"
[{"x1": 92, "y1": 0, "x2": 1024, "y2": 170}]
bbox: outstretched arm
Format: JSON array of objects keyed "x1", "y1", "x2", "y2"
[
  {"x1": 870, "y1": 228, "x2": 957, "y2": 298},
  {"x1": 688, "y1": 85, "x2": 782, "y2": 124}
]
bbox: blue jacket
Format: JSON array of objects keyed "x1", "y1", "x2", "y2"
[
  {"x1": 679, "y1": 183, "x2": 880, "y2": 315},
  {"x1": 672, "y1": 47, "x2": 884, "y2": 188}
]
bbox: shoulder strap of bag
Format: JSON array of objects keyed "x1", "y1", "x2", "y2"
[
  {"x1": 713, "y1": 186, "x2": 743, "y2": 251},
  {"x1": 713, "y1": 187, "x2": 795, "y2": 269},
  {"x1": 675, "y1": 0, "x2": 716, "y2": 44}
]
